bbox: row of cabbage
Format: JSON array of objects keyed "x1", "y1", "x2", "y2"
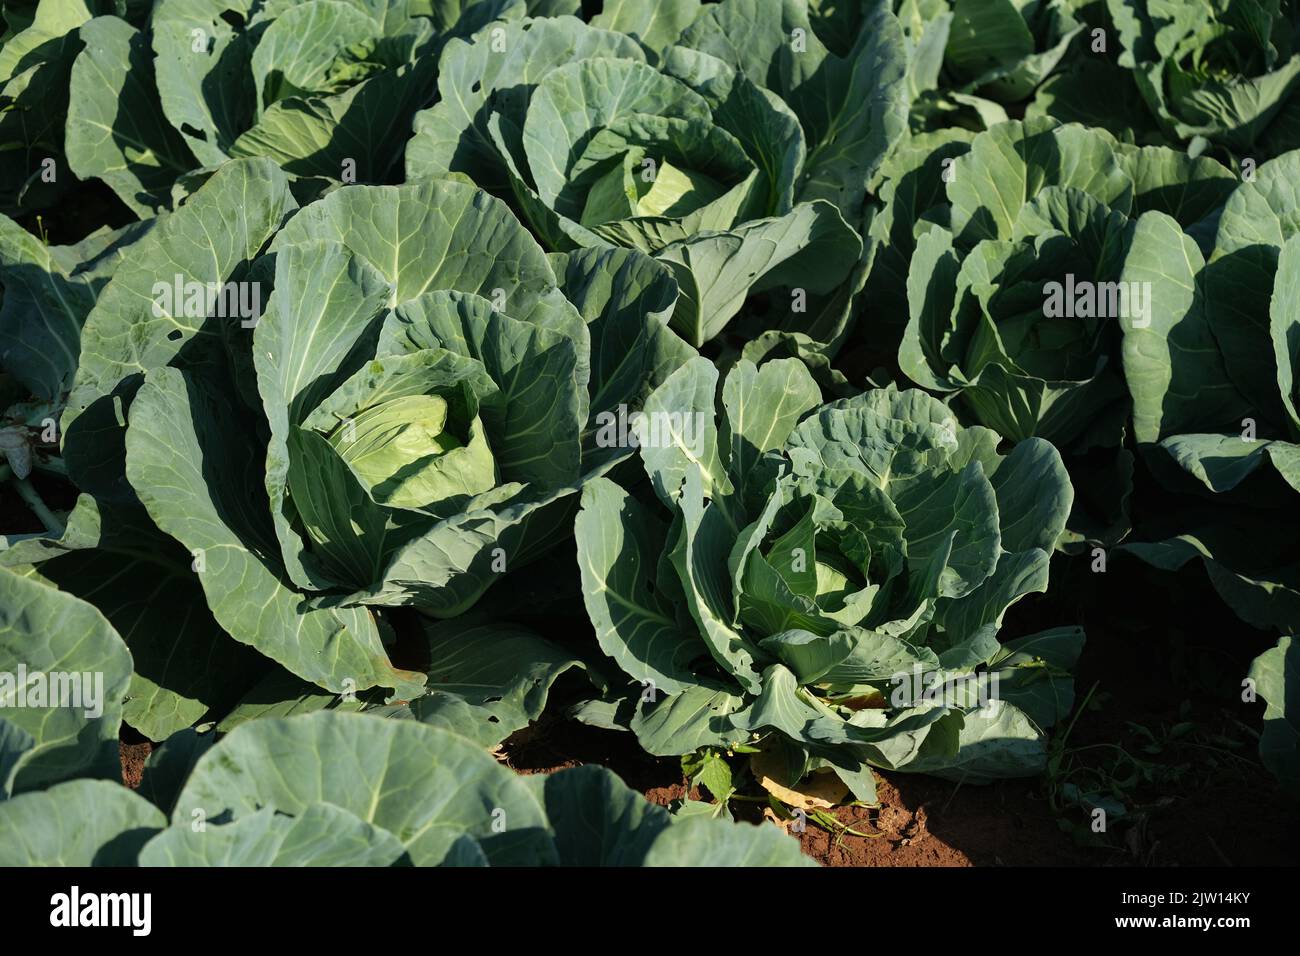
[{"x1": 0, "y1": 0, "x2": 1296, "y2": 866}]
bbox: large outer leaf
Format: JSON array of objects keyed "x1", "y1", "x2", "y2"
[
  {"x1": 787, "y1": 0, "x2": 908, "y2": 215},
  {"x1": 1203, "y1": 151, "x2": 1300, "y2": 423},
  {"x1": 0, "y1": 0, "x2": 96, "y2": 214},
  {"x1": 576, "y1": 477, "x2": 704, "y2": 694},
  {"x1": 635, "y1": 356, "x2": 729, "y2": 503},
  {"x1": 721, "y1": 357, "x2": 820, "y2": 507},
  {"x1": 642, "y1": 813, "x2": 815, "y2": 866},
  {"x1": 532, "y1": 764, "x2": 672, "y2": 865},
  {"x1": 892, "y1": 697, "x2": 1050, "y2": 782},
  {"x1": 934, "y1": 547, "x2": 1051, "y2": 648},
  {"x1": 172, "y1": 712, "x2": 554, "y2": 865},
  {"x1": 988, "y1": 437, "x2": 1073, "y2": 555},
  {"x1": 947, "y1": 118, "x2": 1131, "y2": 245},
  {"x1": 678, "y1": 0, "x2": 820, "y2": 97},
  {"x1": 248, "y1": 1, "x2": 378, "y2": 113},
  {"x1": 139, "y1": 804, "x2": 408, "y2": 866},
  {"x1": 214, "y1": 666, "x2": 357, "y2": 733},
  {"x1": 1, "y1": 496, "x2": 257, "y2": 741},
  {"x1": 412, "y1": 618, "x2": 584, "y2": 745},
  {"x1": 270, "y1": 179, "x2": 556, "y2": 310},
  {"x1": 406, "y1": 15, "x2": 646, "y2": 191},
  {"x1": 65, "y1": 16, "x2": 194, "y2": 217},
  {"x1": 891, "y1": 460, "x2": 1001, "y2": 599},
  {"x1": 671, "y1": 470, "x2": 764, "y2": 691},
  {"x1": 1271, "y1": 235, "x2": 1300, "y2": 436},
  {"x1": 944, "y1": 0, "x2": 1033, "y2": 85},
  {"x1": 1152, "y1": 434, "x2": 1300, "y2": 494},
  {"x1": 1113, "y1": 144, "x2": 1237, "y2": 227},
  {"x1": 553, "y1": 245, "x2": 694, "y2": 442},
  {"x1": 1248, "y1": 636, "x2": 1299, "y2": 798},
  {"x1": 124, "y1": 366, "x2": 424, "y2": 699},
  {"x1": 252, "y1": 239, "x2": 392, "y2": 590},
  {"x1": 230, "y1": 57, "x2": 439, "y2": 181},
  {"x1": 64, "y1": 157, "x2": 297, "y2": 497},
  {"x1": 985, "y1": 626, "x2": 1085, "y2": 730},
  {"x1": 590, "y1": 0, "x2": 701, "y2": 59},
  {"x1": 136, "y1": 728, "x2": 213, "y2": 816},
  {"x1": 0, "y1": 0, "x2": 98, "y2": 83},
  {"x1": 656, "y1": 200, "x2": 860, "y2": 346},
  {"x1": 1121, "y1": 211, "x2": 1248, "y2": 443},
  {"x1": 629, "y1": 683, "x2": 747, "y2": 755},
  {"x1": 0, "y1": 779, "x2": 164, "y2": 865},
  {"x1": 0, "y1": 565, "x2": 132, "y2": 795},
  {"x1": 899, "y1": 223, "x2": 964, "y2": 392},
  {"x1": 1119, "y1": 532, "x2": 1300, "y2": 634},
  {"x1": 870, "y1": 128, "x2": 973, "y2": 338},
  {"x1": 151, "y1": 0, "x2": 257, "y2": 165},
  {"x1": 0, "y1": 212, "x2": 97, "y2": 399}
]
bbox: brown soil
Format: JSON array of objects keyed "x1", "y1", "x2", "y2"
[
  {"x1": 119, "y1": 724, "x2": 154, "y2": 790},
  {"x1": 797, "y1": 774, "x2": 1090, "y2": 867},
  {"x1": 120, "y1": 739, "x2": 151, "y2": 790}
]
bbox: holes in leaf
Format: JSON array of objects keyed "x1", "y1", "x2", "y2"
[
  {"x1": 218, "y1": 10, "x2": 246, "y2": 30},
  {"x1": 167, "y1": 330, "x2": 183, "y2": 341}
]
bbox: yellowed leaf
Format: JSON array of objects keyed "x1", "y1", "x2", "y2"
[{"x1": 750, "y1": 750, "x2": 849, "y2": 810}]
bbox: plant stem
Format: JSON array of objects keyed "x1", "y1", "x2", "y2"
[
  {"x1": 10, "y1": 474, "x2": 64, "y2": 536},
  {"x1": 1056, "y1": 680, "x2": 1100, "y2": 751}
]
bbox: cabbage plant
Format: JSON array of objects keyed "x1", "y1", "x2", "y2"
[
  {"x1": 1108, "y1": 0, "x2": 1300, "y2": 160},
  {"x1": 405, "y1": 1, "x2": 910, "y2": 349},
  {"x1": 0, "y1": 0, "x2": 117, "y2": 214},
  {"x1": 897, "y1": 117, "x2": 1241, "y2": 448},
  {"x1": 48, "y1": 158, "x2": 692, "y2": 708},
  {"x1": 575, "y1": 357, "x2": 1081, "y2": 797},
  {"x1": 894, "y1": 0, "x2": 1090, "y2": 131},
  {"x1": 0, "y1": 0, "x2": 529, "y2": 217},
  {"x1": 1117, "y1": 148, "x2": 1300, "y2": 633}
]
